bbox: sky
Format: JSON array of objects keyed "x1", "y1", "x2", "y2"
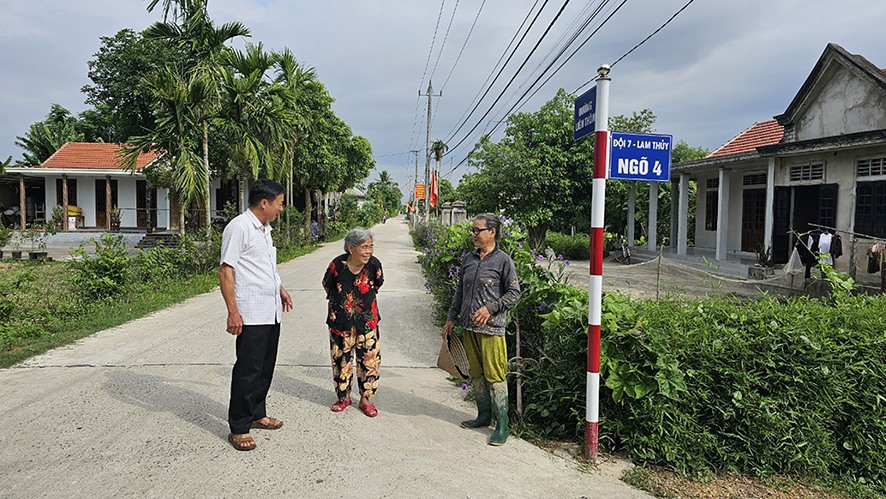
[{"x1": 2, "y1": 0, "x2": 886, "y2": 196}]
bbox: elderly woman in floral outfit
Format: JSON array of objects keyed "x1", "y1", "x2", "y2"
[
  {"x1": 322, "y1": 228, "x2": 384, "y2": 417},
  {"x1": 441, "y1": 213, "x2": 521, "y2": 445}
]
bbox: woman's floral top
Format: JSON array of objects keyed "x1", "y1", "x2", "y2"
[{"x1": 322, "y1": 253, "x2": 384, "y2": 336}]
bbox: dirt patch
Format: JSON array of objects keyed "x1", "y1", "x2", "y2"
[
  {"x1": 623, "y1": 466, "x2": 848, "y2": 499},
  {"x1": 563, "y1": 256, "x2": 800, "y2": 300}
]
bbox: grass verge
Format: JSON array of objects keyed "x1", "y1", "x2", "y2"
[{"x1": 0, "y1": 272, "x2": 218, "y2": 368}]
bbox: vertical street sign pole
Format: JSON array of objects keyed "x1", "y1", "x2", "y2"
[{"x1": 586, "y1": 64, "x2": 610, "y2": 460}]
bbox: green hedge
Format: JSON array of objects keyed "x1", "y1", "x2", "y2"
[
  {"x1": 413, "y1": 220, "x2": 886, "y2": 495},
  {"x1": 544, "y1": 231, "x2": 589, "y2": 261}
]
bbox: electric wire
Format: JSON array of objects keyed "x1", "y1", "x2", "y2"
[
  {"x1": 484, "y1": 0, "x2": 628, "y2": 137},
  {"x1": 439, "y1": 0, "x2": 487, "y2": 93},
  {"x1": 446, "y1": 0, "x2": 697, "y2": 177},
  {"x1": 433, "y1": 0, "x2": 488, "y2": 125},
  {"x1": 410, "y1": 0, "x2": 448, "y2": 151},
  {"x1": 440, "y1": 0, "x2": 545, "y2": 141},
  {"x1": 448, "y1": 0, "x2": 627, "y2": 168},
  {"x1": 442, "y1": 0, "x2": 575, "y2": 158},
  {"x1": 573, "y1": 0, "x2": 698, "y2": 94},
  {"x1": 428, "y1": 0, "x2": 460, "y2": 84},
  {"x1": 444, "y1": 0, "x2": 629, "y2": 174},
  {"x1": 481, "y1": 0, "x2": 610, "y2": 134}
]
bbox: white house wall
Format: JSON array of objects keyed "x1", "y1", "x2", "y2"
[
  {"x1": 695, "y1": 169, "x2": 765, "y2": 255},
  {"x1": 80, "y1": 180, "x2": 96, "y2": 227},
  {"x1": 118, "y1": 177, "x2": 138, "y2": 227},
  {"x1": 795, "y1": 66, "x2": 886, "y2": 141}
]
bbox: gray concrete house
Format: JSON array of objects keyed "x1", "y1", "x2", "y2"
[{"x1": 669, "y1": 43, "x2": 886, "y2": 276}]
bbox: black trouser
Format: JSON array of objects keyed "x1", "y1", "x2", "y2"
[{"x1": 229, "y1": 323, "x2": 280, "y2": 434}]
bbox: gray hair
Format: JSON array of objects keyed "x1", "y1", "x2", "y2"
[
  {"x1": 344, "y1": 228, "x2": 374, "y2": 253},
  {"x1": 474, "y1": 213, "x2": 503, "y2": 241}
]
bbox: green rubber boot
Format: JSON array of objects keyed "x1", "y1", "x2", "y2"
[
  {"x1": 488, "y1": 381, "x2": 509, "y2": 446},
  {"x1": 461, "y1": 379, "x2": 492, "y2": 428}
]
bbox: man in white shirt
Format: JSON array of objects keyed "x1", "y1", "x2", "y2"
[{"x1": 219, "y1": 179, "x2": 293, "y2": 451}]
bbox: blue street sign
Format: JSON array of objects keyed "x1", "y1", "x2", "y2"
[
  {"x1": 573, "y1": 86, "x2": 596, "y2": 142},
  {"x1": 609, "y1": 132, "x2": 672, "y2": 182}
]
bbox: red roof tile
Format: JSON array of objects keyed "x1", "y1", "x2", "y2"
[
  {"x1": 707, "y1": 120, "x2": 784, "y2": 158},
  {"x1": 38, "y1": 142, "x2": 159, "y2": 170}
]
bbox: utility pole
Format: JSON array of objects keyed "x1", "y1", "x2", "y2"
[
  {"x1": 409, "y1": 149, "x2": 420, "y2": 225},
  {"x1": 410, "y1": 149, "x2": 420, "y2": 204},
  {"x1": 419, "y1": 81, "x2": 441, "y2": 220}
]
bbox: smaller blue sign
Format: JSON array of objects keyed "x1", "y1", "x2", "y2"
[
  {"x1": 608, "y1": 132, "x2": 672, "y2": 182},
  {"x1": 573, "y1": 86, "x2": 597, "y2": 142}
]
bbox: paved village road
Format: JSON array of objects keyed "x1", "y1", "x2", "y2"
[{"x1": 0, "y1": 215, "x2": 647, "y2": 499}]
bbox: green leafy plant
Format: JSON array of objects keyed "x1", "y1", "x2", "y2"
[
  {"x1": 109, "y1": 206, "x2": 122, "y2": 224},
  {"x1": 755, "y1": 243, "x2": 773, "y2": 267},
  {"x1": 69, "y1": 234, "x2": 131, "y2": 299},
  {"x1": 51, "y1": 205, "x2": 65, "y2": 227},
  {"x1": 0, "y1": 225, "x2": 11, "y2": 249}
]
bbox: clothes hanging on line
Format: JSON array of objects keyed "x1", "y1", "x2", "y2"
[
  {"x1": 867, "y1": 242, "x2": 886, "y2": 273},
  {"x1": 795, "y1": 230, "x2": 843, "y2": 278}
]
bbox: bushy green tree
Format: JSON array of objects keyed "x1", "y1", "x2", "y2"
[
  {"x1": 81, "y1": 28, "x2": 182, "y2": 143},
  {"x1": 15, "y1": 104, "x2": 84, "y2": 165}
]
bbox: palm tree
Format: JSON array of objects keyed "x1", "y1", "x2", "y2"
[
  {"x1": 122, "y1": 66, "x2": 212, "y2": 233},
  {"x1": 143, "y1": 0, "x2": 249, "y2": 236},
  {"x1": 430, "y1": 140, "x2": 447, "y2": 213},
  {"x1": 216, "y1": 43, "x2": 289, "y2": 211},
  {"x1": 274, "y1": 48, "x2": 317, "y2": 238},
  {"x1": 15, "y1": 104, "x2": 84, "y2": 166}
]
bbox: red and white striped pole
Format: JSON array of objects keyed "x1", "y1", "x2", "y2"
[{"x1": 586, "y1": 64, "x2": 611, "y2": 459}]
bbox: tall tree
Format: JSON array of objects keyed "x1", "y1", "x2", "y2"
[
  {"x1": 81, "y1": 28, "x2": 181, "y2": 143},
  {"x1": 367, "y1": 170, "x2": 402, "y2": 214},
  {"x1": 216, "y1": 43, "x2": 289, "y2": 210},
  {"x1": 142, "y1": 0, "x2": 249, "y2": 234},
  {"x1": 122, "y1": 66, "x2": 213, "y2": 232},
  {"x1": 15, "y1": 104, "x2": 84, "y2": 165}
]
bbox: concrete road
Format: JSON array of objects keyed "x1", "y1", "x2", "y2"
[{"x1": 0, "y1": 215, "x2": 647, "y2": 499}]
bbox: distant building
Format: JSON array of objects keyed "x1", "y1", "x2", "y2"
[{"x1": 2, "y1": 142, "x2": 172, "y2": 231}]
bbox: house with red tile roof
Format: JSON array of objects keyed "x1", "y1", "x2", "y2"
[
  {"x1": 2, "y1": 142, "x2": 174, "y2": 231},
  {"x1": 665, "y1": 43, "x2": 886, "y2": 272}
]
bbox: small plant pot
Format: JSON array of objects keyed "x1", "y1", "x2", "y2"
[
  {"x1": 110, "y1": 222, "x2": 121, "y2": 232},
  {"x1": 29, "y1": 251, "x2": 48, "y2": 260},
  {"x1": 11, "y1": 251, "x2": 23, "y2": 260}
]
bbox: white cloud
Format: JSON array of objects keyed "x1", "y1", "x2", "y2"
[{"x1": 2, "y1": 0, "x2": 886, "y2": 190}]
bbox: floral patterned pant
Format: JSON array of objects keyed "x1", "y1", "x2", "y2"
[{"x1": 330, "y1": 328, "x2": 380, "y2": 401}]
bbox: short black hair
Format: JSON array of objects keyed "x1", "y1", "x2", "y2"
[{"x1": 248, "y1": 179, "x2": 285, "y2": 207}]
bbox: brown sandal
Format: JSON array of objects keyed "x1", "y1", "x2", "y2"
[
  {"x1": 228, "y1": 433, "x2": 256, "y2": 451},
  {"x1": 251, "y1": 417, "x2": 284, "y2": 430}
]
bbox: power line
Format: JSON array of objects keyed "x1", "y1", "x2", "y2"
[
  {"x1": 446, "y1": 0, "x2": 698, "y2": 178},
  {"x1": 444, "y1": 0, "x2": 624, "y2": 167},
  {"x1": 481, "y1": 0, "x2": 611, "y2": 135},
  {"x1": 428, "y1": 0, "x2": 460, "y2": 83},
  {"x1": 410, "y1": 0, "x2": 448, "y2": 151},
  {"x1": 574, "y1": 0, "x2": 698, "y2": 94},
  {"x1": 445, "y1": 0, "x2": 629, "y2": 172},
  {"x1": 484, "y1": 0, "x2": 628, "y2": 137},
  {"x1": 443, "y1": 0, "x2": 575, "y2": 157},
  {"x1": 433, "y1": 0, "x2": 488, "y2": 124},
  {"x1": 439, "y1": 0, "x2": 487, "y2": 93},
  {"x1": 373, "y1": 151, "x2": 414, "y2": 159},
  {"x1": 441, "y1": 0, "x2": 544, "y2": 141},
  {"x1": 419, "y1": 0, "x2": 447, "y2": 91}
]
